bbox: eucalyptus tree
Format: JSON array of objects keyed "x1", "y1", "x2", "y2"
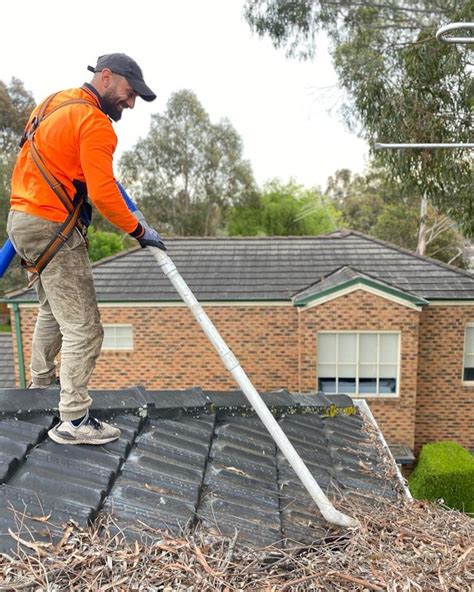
[
  {"x1": 119, "y1": 90, "x2": 257, "y2": 236},
  {"x1": 244, "y1": 1, "x2": 473, "y2": 249},
  {"x1": 0, "y1": 78, "x2": 35, "y2": 294},
  {"x1": 326, "y1": 167, "x2": 468, "y2": 268}
]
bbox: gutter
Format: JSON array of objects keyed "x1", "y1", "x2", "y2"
[
  {"x1": 12, "y1": 303, "x2": 26, "y2": 388},
  {"x1": 354, "y1": 398, "x2": 413, "y2": 500}
]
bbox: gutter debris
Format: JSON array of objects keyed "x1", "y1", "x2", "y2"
[{"x1": 0, "y1": 497, "x2": 472, "y2": 591}]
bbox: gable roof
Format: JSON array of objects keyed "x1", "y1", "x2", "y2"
[
  {"x1": 0, "y1": 387, "x2": 405, "y2": 552},
  {"x1": 293, "y1": 265, "x2": 429, "y2": 308},
  {"x1": 6, "y1": 231, "x2": 474, "y2": 303}
]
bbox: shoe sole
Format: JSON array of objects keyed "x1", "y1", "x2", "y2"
[{"x1": 48, "y1": 428, "x2": 120, "y2": 446}]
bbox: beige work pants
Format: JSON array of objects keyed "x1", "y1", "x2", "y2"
[{"x1": 7, "y1": 211, "x2": 103, "y2": 421}]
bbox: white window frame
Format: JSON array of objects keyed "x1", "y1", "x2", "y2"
[
  {"x1": 317, "y1": 330, "x2": 401, "y2": 398},
  {"x1": 462, "y1": 324, "x2": 474, "y2": 385},
  {"x1": 102, "y1": 324, "x2": 134, "y2": 351}
]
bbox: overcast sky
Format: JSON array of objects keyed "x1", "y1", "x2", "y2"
[{"x1": 1, "y1": 0, "x2": 369, "y2": 190}]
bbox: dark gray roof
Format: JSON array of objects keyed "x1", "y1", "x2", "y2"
[
  {"x1": 0, "y1": 387, "x2": 403, "y2": 552},
  {"x1": 293, "y1": 265, "x2": 429, "y2": 306},
  {"x1": 0, "y1": 334, "x2": 15, "y2": 388},
  {"x1": 6, "y1": 231, "x2": 474, "y2": 303}
]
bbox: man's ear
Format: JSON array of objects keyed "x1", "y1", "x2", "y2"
[{"x1": 101, "y1": 68, "x2": 113, "y2": 89}]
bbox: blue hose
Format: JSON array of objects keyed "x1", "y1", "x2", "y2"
[
  {"x1": 0, "y1": 181, "x2": 138, "y2": 279},
  {"x1": 0, "y1": 240, "x2": 16, "y2": 279},
  {"x1": 116, "y1": 181, "x2": 138, "y2": 213}
]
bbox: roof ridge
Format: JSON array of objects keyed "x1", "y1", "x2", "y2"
[
  {"x1": 347, "y1": 230, "x2": 474, "y2": 280},
  {"x1": 122, "y1": 233, "x2": 351, "y2": 241},
  {"x1": 291, "y1": 264, "x2": 352, "y2": 298}
]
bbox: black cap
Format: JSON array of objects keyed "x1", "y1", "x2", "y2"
[{"x1": 87, "y1": 53, "x2": 156, "y2": 102}]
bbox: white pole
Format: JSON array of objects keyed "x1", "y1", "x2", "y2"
[
  {"x1": 375, "y1": 142, "x2": 474, "y2": 149},
  {"x1": 436, "y1": 22, "x2": 474, "y2": 44},
  {"x1": 149, "y1": 247, "x2": 359, "y2": 529}
]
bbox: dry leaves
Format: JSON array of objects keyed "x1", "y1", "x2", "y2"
[{"x1": 0, "y1": 498, "x2": 472, "y2": 591}]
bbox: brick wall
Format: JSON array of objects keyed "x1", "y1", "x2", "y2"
[
  {"x1": 297, "y1": 290, "x2": 420, "y2": 448},
  {"x1": 416, "y1": 305, "x2": 474, "y2": 452},
  {"x1": 93, "y1": 305, "x2": 300, "y2": 392},
  {"x1": 13, "y1": 305, "x2": 300, "y2": 393}
]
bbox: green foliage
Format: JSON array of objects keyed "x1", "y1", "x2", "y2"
[
  {"x1": 0, "y1": 78, "x2": 35, "y2": 296},
  {"x1": 244, "y1": 1, "x2": 473, "y2": 237},
  {"x1": 327, "y1": 168, "x2": 469, "y2": 268},
  {"x1": 408, "y1": 441, "x2": 474, "y2": 513},
  {"x1": 119, "y1": 90, "x2": 257, "y2": 237},
  {"x1": 87, "y1": 227, "x2": 126, "y2": 263},
  {"x1": 0, "y1": 78, "x2": 36, "y2": 158},
  {"x1": 228, "y1": 179, "x2": 338, "y2": 236},
  {"x1": 0, "y1": 79, "x2": 36, "y2": 242}
]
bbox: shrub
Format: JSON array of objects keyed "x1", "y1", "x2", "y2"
[
  {"x1": 87, "y1": 227, "x2": 125, "y2": 262},
  {"x1": 408, "y1": 441, "x2": 474, "y2": 513}
]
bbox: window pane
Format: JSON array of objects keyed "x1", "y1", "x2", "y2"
[
  {"x1": 318, "y1": 334, "x2": 336, "y2": 364},
  {"x1": 359, "y1": 333, "x2": 377, "y2": 363},
  {"x1": 338, "y1": 377, "x2": 356, "y2": 393},
  {"x1": 339, "y1": 364, "x2": 356, "y2": 378},
  {"x1": 319, "y1": 378, "x2": 336, "y2": 393},
  {"x1": 117, "y1": 335, "x2": 133, "y2": 348},
  {"x1": 463, "y1": 367, "x2": 474, "y2": 381},
  {"x1": 379, "y1": 334, "x2": 398, "y2": 364},
  {"x1": 464, "y1": 353, "x2": 474, "y2": 370},
  {"x1": 102, "y1": 334, "x2": 115, "y2": 348},
  {"x1": 338, "y1": 333, "x2": 357, "y2": 363},
  {"x1": 379, "y1": 364, "x2": 397, "y2": 379},
  {"x1": 102, "y1": 326, "x2": 133, "y2": 350},
  {"x1": 359, "y1": 364, "x2": 377, "y2": 378},
  {"x1": 465, "y1": 327, "x2": 474, "y2": 355},
  {"x1": 379, "y1": 378, "x2": 397, "y2": 394},
  {"x1": 359, "y1": 378, "x2": 377, "y2": 393},
  {"x1": 116, "y1": 326, "x2": 131, "y2": 338},
  {"x1": 318, "y1": 363, "x2": 336, "y2": 377}
]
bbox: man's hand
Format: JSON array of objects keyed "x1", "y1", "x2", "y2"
[{"x1": 137, "y1": 224, "x2": 166, "y2": 250}]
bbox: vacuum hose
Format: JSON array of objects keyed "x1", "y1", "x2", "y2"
[{"x1": 0, "y1": 181, "x2": 135, "y2": 279}]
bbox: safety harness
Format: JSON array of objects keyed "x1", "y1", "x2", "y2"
[{"x1": 19, "y1": 92, "x2": 100, "y2": 285}]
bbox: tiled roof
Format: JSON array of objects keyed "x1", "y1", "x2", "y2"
[
  {"x1": 5, "y1": 232, "x2": 474, "y2": 303},
  {"x1": 0, "y1": 334, "x2": 15, "y2": 388},
  {"x1": 293, "y1": 265, "x2": 429, "y2": 306},
  {"x1": 0, "y1": 387, "x2": 404, "y2": 552}
]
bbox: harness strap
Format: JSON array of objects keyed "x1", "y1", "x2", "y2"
[{"x1": 19, "y1": 94, "x2": 100, "y2": 284}]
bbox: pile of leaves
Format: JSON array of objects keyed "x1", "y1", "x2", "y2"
[{"x1": 0, "y1": 496, "x2": 472, "y2": 591}]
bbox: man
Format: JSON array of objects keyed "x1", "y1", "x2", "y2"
[{"x1": 7, "y1": 53, "x2": 165, "y2": 445}]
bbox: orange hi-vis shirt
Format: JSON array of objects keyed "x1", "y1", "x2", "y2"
[{"x1": 10, "y1": 84, "x2": 141, "y2": 235}]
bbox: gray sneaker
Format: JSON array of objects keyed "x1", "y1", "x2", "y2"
[
  {"x1": 28, "y1": 377, "x2": 60, "y2": 389},
  {"x1": 48, "y1": 414, "x2": 121, "y2": 445}
]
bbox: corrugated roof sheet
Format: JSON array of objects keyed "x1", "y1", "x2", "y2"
[{"x1": 6, "y1": 232, "x2": 474, "y2": 303}]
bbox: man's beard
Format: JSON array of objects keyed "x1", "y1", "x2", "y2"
[{"x1": 101, "y1": 95, "x2": 122, "y2": 122}]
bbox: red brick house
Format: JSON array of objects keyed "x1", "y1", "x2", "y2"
[{"x1": 4, "y1": 231, "x2": 474, "y2": 455}]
